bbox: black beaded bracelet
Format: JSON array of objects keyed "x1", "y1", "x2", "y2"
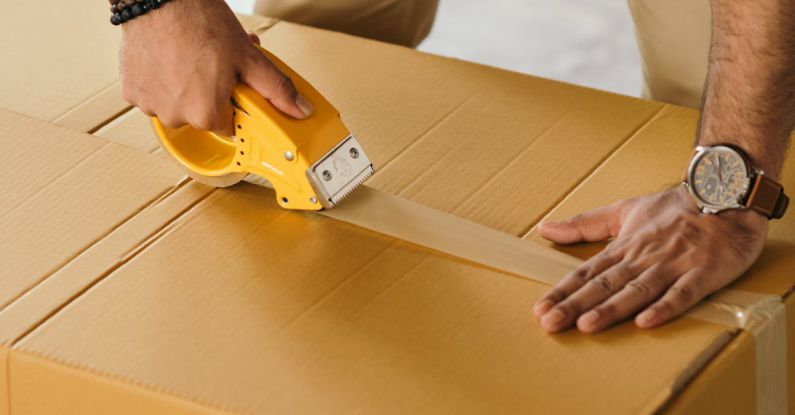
[{"x1": 110, "y1": 0, "x2": 171, "y2": 26}]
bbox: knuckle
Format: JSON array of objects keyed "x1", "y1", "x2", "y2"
[
  {"x1": 121, "y1": 86, "x2": 134, "y2": 104},
  {"x1": 565, "y1": 213, "x2": 586, "y2": 225},
  {"x1": 273, "y1": 73, "x2": 297, "y2": 98},
  {"x1": 120, "y1": 83, "x2": 139, "y2": 105},
  {"x1": 589, "y1": 275, "x2": 615, "y2": 294},
  {"x1": 619, "y1": 262, "x2": 639, "y2": 278},
  {"x1": 670, "y1": 284, "x2": 695, "y2": 305},
  {"x1": 625, "y1": 279, "x2": 653, "y2": 300},
  {"x1": 159, "y1": 113, "x2": 181, "y2": 129},
  {"x1": 571, "y1": 267, "x2": 590, "y2": 282},
  {"x1": 190, "y1": 113, "x2": 215, "y2": 131}
]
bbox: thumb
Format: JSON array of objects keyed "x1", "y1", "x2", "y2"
[
  {"x1": 239, "y1": 50, "x2": 313, "y2": 119},
  {"x1": 539, "y1": 202, "x2": 624, "y2": 245},
  {"x1": 248, "y1": 33, "x2": 261, "y2": 45}
]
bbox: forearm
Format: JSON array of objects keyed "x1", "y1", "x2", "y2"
[{"x1": 700, "y1": 0, "x2": 795, "y2": 179}]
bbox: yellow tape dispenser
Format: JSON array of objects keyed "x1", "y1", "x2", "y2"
[{"x1": 151, "y1": 47, "x2": 374, "y2": 210}]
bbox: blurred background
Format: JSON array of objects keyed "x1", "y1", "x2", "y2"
[{"x1": 226, "y1": 0, "x2": 642, "y2": 97}]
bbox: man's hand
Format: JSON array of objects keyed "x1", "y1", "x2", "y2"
[
  {"x1": 533, "y1": 186, "x2": 768, "y2": 333},
  {"x1": 119, "y1": 0, "x2": 313, "y2": 136}
]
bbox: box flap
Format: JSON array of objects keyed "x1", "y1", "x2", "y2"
[
  {"x1": 13, "y1": 180, "x2": 732, "y2": 414},
  {"x1": 0, "y1": 110, "x2": 194, "y2": 317},
  {"x1": 0, "y1": 5, "x2": 275, "y2": 133},
  {"x1": 0, "y1": 109, "x2": 216, "y2": 414}
]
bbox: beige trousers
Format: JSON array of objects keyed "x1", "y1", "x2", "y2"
[
  {"x1": 627, "y1": 0, "x2": 710, "y2": 108},
  {"x1": 254, "y1": 0, "x2": 439, "y2": 48},
  {"x1": 255, "y1": 0, "x2": 710, "y2": 108}
]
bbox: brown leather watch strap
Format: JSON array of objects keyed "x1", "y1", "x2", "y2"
[{"x1": 745, "y1": 174, "x2": 789, "y2": 219}]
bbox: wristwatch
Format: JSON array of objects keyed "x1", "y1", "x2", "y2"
[{"x1": 685, "y1": 144, "x2": 789, "y2": 219}]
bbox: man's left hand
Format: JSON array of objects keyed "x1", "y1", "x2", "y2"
[{"x1": 533, "y1": 185, "x2": 768, "y2": 333}]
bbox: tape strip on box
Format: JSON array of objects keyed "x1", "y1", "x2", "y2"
[
  {"x1": 687, "y1": 290, "x2": 788, "y2": 415},
  {"x1": 321, "y1": 185, "x2": 583, "y2": 285},
  {"x1": 320, "y1": 185, "x2": 788, "y2": 415}
]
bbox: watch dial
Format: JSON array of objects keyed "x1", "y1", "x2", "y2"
[{"x1": 692, "y1": 147, "x2": 749, "y2": 207}]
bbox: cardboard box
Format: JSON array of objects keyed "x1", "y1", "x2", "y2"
[
  {"x1": 0, "y1": 11, "x2": 792, "y2": 415},
  {"x1": 0, "y1": 1, "x2": 274, "y2": 133},
  {"x1": 0, "y1": 110, "x2": 212, "y2": 414}
]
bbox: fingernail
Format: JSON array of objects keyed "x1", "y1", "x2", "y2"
[
  {"x1": 533, "y1": 299, "x2": 554, "y2": 316},
  {"x1": 296, "y1": 94, "x2": 314, "y2": 117},
  {"x1": 636, "y1": 309, "x2": 658, "y2": 327},
  {"x1": 541, "y1": 308, "x2": 565, "y2": 328},
  {"x1": 539, "y1": 222, "x2": 557, "y2": 231},
  {"x1": 579, "y1": 310, "x2": 601, "y2": 327}
]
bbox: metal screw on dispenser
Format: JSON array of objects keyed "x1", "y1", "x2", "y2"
[
  {"x1": 349, "y1": 148, "x2": 360, "y2": 159},
  {"x1": 284, "y1": 151, "x2": 294, "y2": 161},
  {"x1": 322, "y1": 170, "x2": 332, "y2": 181}
]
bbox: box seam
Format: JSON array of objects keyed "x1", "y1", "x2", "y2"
[
  {"x1": 8, "y1": 349, "x2": 237, "y2": 414},
  {"x1": 3, "y1": 348, "x2": 9, "y2": 415},
  {"x1": 51, "y1": 81, "x2": 122, "y2": 127},
  {"x1": 9, "y1": 181, "x2": 216, "y2": 347},
  {"x1": 519, "y1": 104, "x2": 670, "y2": 238},
  {"x1": 0, "y1": 175, "x2": 186, "y2": 315},
  {"x1": 648, "y1": 328, "x2": 741, "y2": 414},
  {"x1": 371, "y1": 95, "x2": 477, "y2": 176}
]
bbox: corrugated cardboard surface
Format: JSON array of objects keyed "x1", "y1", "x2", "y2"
[
  {"x1": 1, "y1": 12, "x2": 792, "y2": 415},
  {"x1": 10, "y1": 350, "x2": 223, "y2": 415}
]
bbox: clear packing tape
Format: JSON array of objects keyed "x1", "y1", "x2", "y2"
[
  {"x1": 318, "y1": 185, "x2": 789, "y2": 415},
  {"x1": 688, "y1": 290, "x2": 788, "y2": 415}
]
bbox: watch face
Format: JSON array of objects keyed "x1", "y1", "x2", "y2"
[{"x1": 690, "y1": 146, "x2": 751, "y2": 209}]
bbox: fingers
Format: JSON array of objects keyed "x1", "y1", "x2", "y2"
[
  {"x1": 539, "y1": 202, "x2": 625, "y2": 245},
  {"x1": 576, "y1": 264, "x2": 672, "y2": 333},
  {"x1": 239, "y1": 49, "x2": 313, "y2": 119},
  {"x1": 135, "y1": 71, "x2": 236, "y2": 135},
  {"x1": 533, "y1": 246, "x2": 623, "y2": 317},
  {"x1": 539, "y1": 262, "x2": 637, "y2": 332},
  {"x1": 185, "y1": 77, "x2": 236, "y2": 136},
  {"x1": 210, "y1": 94, "x2": 235, "y2": 137},
  {"x1": 248, "y1": 33, "x2": 261, "y2": 45},
  {"x1": 636, "y1": 269, "x2": 705, "y2": 329}
]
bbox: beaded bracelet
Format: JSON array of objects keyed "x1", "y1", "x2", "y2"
[{"x1": 109, "y1": 0, "x2": 171, "y2": 26}]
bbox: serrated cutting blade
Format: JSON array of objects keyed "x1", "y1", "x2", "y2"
[{"x1": 307, "y1": 135, "x2": 374, "y2": 209}]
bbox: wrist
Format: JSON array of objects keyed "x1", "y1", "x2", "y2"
[
  {"x1": 110, "y1": 0, "x2": 175, "y2": 26},
  {"x1": 696, "y1": 134, "x2": 782, "y2": 180}
]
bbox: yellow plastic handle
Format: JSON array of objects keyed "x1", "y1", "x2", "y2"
[{"x1": 151, "y1": 47, "x2": 351, "y2": 210}]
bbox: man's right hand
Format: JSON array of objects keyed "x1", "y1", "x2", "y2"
[{"x1": 119, "y1": 0, "x2": 313, "y2": 136}]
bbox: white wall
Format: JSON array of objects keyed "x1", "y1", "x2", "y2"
[{"x1": 226, "y1": 0, "x2": 642, "y2": 97}]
